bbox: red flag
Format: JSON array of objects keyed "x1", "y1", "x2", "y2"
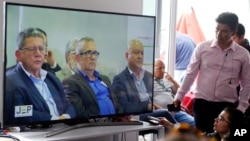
[{"x1": 176, "y1": 7, "x2": 206, "y2": 44}]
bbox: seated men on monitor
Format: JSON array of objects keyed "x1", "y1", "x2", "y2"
[
  {"x1": 62, "y1": 37, "x2": 123, "y2": 118},
  {"x1": 154, "y1": 59, "x2": 194, "y2": 126},
  {"x1": 5, "y1": 28, "x2": 76, "y2": 125},
  {"x1": 112, "y1": 39, "x2": 178, "y2": 124}
]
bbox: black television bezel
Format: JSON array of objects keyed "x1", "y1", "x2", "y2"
[{"x1": 3, "y1": 2, "x2": 156, "y2": 128}]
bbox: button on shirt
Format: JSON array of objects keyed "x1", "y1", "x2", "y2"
[
  {"x1": 79, "y1": 70, "x2": 115, "y2": 115},
  {"x1": 175, "y1": 39, "x2": 250, "y2": 112}
]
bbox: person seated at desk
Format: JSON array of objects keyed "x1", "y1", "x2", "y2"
[
  {"x1": 5, "y1": 27, "x2": 76, "y2": 125},
  {"x1": 62, "y1": 37, "x2": 123, "y2": 118},
  {"x1": 112, "y1": 39, "x2": 177, "y2": 124},
  {"x1": 154, "y1": 59, "x2": 194, "y2": 126}
]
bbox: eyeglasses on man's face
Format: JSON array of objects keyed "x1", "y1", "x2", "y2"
[
  {"x1": 79, "y1": 50, "x2": 100, "y2": 58},
  {"x1": 20, "y1": 46, "x2": 46, "y2": 54}
]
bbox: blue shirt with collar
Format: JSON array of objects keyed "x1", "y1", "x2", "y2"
[
  {"x1": 127, "y1": 67, "x2": 151, "y2": 102},
  {"x1": 78, "y1": 69, "x2": 115, "y2": 115}
]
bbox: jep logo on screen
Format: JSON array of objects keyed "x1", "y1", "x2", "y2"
[{"x1": 15, "y1": 105, "x2": 33, "y2": 117}]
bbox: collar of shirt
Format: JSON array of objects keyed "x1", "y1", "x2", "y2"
[
  {"x1": 78, "y1": 69, "x2": 100, "y2": 82},
  {"x1": 154, "y1": 78, "x2": 173, "y2": 88},
  {"x1": 154, "y1": 77, "x2": 162, "y2": 81},
  {"x1": 19, "y1": 62, "x2": 47, "y2": 80},
  {"x1": 127, "y1": 67, "x2": 145, "y2": 81},
  {"x1": 211, "y1": 39, "x2": 236, "y2": 52}
]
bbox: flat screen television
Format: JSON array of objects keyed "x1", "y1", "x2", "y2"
[{"x1": 3, "y1": 2, "x2": 155, "y2": 129}]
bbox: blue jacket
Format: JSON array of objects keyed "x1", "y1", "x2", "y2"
[
  {"x1": 4, "y1": 64, "x2": 76, "y2": 126},
  {"x1": 62, "y1": 69, "x2": 123, "y2": 118},
  {"x1": 112, "y1": 67, "x2": 153, "y2": 114}
]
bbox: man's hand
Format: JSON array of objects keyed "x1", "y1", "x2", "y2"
[
  {"x1": 158, "y1": 117, "x2": 174, "y2": 128},
  {"x1": 148, "y1": 103, "x2": 153, "y2": 111},
  {"x1": 173, "y1": 99, "x2": 181, "y2": 108},
  {"x1": 45, "y1": 49, "x2": 56, "y2": 66},
  {"x1": 165, "y1": 73, "x2": 174, "y2": 81},
  {"x1": 59, "y1": 115, "x2": 67, "y2": 120}
]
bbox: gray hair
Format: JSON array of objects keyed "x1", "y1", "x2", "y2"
[
  {"x1": 17, "y1": 27, "x2": 45, "y2": 50},
  {"x1": 127, "y1": 39, "x2": 143, "y2": 51},
  {"x1": 65, "y1": 37, "x2": 80, "y2": 63},
  {"x1": 75, "y1": 37, "x2": 95, "y2": 54}
]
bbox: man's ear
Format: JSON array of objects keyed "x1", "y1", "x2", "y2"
[
  {"x1": 15, "y1": 50, "x2": 21, "y2": 61},
  {"x1": 66, "y1": 54, "x2": 70, "y2": 62},
  {"x1": 125, "y1": 52, "x2": 128, "y2": 60}
]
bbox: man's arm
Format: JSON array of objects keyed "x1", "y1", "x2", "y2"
[
  {"x1": 153, "y1": 103, "x2": 163, "y2": 109},
  {"x1": 6, "y1": 74, "x2": 53, "y2": 124},
  {"x1": 14, "y1": 86, "x2": 52, "y2": 123},
  {"x1": 174, "y1": 45, "x2": 201, "y2": 105},
  {"x1": 45, "y1": 74, "x2": 76, "y2": 119},
  {"x1": 43, "y1": 49, "x2": 62, "y2": 73},
  {"x1": 237, "y1": 54, "x2": 250, "y2": 112},
  {"x1": 62, "y1": 78, "x2": 87, "y2": 118},
  {"x1": 165, "y1": 73, "x2": 179, "y2": 94}
]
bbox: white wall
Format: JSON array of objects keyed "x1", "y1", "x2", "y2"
[
  {"x1": 177, "y1": 0, "x2": 250, "y2": 41},
  {"x1": 0, "y1": 0, "x2": 144, "y2": 128}
]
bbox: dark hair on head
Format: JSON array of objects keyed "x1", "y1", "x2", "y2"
[
  {"x1": 236, "y1": 23, "x2": 245, "y2": 37},
  {"x1": 17, "y1": 27, "x2": 46, "y2": 50},
  {"x1": 223, "y1": 107, "x2": 245, "y2": 140},
  {"x1": 215, "y1": 12, "x2": 238, "y2": 31}
]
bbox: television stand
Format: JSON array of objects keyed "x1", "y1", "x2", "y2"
[
  {"x1": 45, "y1": 120, "x2": 143, "y2": 137},
  {"x1": 9, "y1": 122, "x2": 164, "y2": 141}
]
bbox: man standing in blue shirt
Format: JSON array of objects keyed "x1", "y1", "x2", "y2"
[
  {"x1": 175, "y1": 32, "x2": 196, "y2": 84},
  {"x1": 62, "y1": 37, "x2": 123, "y2": 118}
]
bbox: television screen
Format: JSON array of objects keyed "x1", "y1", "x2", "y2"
[{"x1": 3, "y1": 2, "x2": 155, "y2": 128}]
